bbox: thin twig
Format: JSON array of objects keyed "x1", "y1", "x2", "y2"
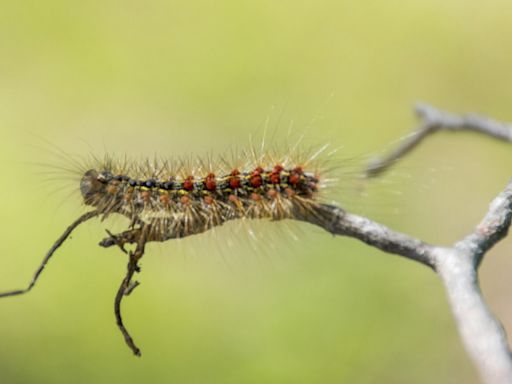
[
  {"x1": 456, "y1": 183, "x2": 512, "y2": 266},
  {"x1": 0, "y1": 210, "x2": 99, "y2": 298},
  {"x1": 114, "y1": 225, "x2": 149, "y2": 357},
  {"x1": 366, "y1": 103, "x2": 512, "y2": 177}
]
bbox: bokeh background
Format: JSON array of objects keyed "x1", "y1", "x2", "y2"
[{"x1": 1, "y1": 1, "x2": 512, "y2": 383}]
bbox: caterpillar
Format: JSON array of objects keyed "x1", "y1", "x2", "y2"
[
  {"x1": 0, "y1": 143, "x2": 343, "y2": 357},
  {"x1": 87, "y1": 162, "x2": 322, "y2": 246}
]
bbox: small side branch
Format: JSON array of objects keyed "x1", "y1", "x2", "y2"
[
  {"x1": 0, "y1": 210, "x2": 99, "y2": 298},
  {"x1": 114, "y1": 225, "x2": 149, "y2": 357},
  {"x1": 456, "y1": 181, "x2": 512, "y2": 265},
  {"x1": 366, "y1": 103, "x2": 512, "y2": 177}
]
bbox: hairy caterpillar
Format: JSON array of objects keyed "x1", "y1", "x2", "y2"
[{"x1": 0, "y1": 143, "x2": 346, "y2": 356}]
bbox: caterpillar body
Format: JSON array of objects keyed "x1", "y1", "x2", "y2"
[
  {"x1": 0, "y1": 144, "x2": 340, "y2": 356},
  {"x1": 83, "y1": 162, "x2": 322, "y2": 247}
]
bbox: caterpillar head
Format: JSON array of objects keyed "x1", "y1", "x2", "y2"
[{"x1": 80, "y1": 169, "x2": 107, "y2": 205}]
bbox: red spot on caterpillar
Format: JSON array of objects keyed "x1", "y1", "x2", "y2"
[
  {"x1": 274, "y1": 164, "x2": 284, "y2": 172},
  {"x1": 285, "y1": 188, "x2": 295, "y2": 197},
  {"x1": 289, "y1": 166, "x2": 303, "y2": 186},
  {"x1": 250, "y1": 167, "x2": 263, "y2": 188},
  {"x1": 183, "y1": 176, "x2": 194, "y2": 191},
  {"x1": 228, "y1": 194, "x2": 238, "y2": 203},
  {"x1": 267, "y1": 189, "x2": 278, "y2": 198},
  {"x1": 229, "y1": 177, "x2": 241, "y2": 189},
  {"x1": 269, "y1": 170, "x2": 281, "y2": 184},
  {"x1": 250, "y1": 174, "x2": 262, "y2": 188},
  {"x1": 180, "y1": 195, "x2": 190, "y2": 205},
  {"x1": 123, "y1": 187, "x2": 134, "y2": 202},
  {"x1": 107, "y1": 185, "x2": 118, "y2": 195},
  {"x1": 205, "y1": 173, "x2": 216, "y2": 191},
  {"x1": 251, "y1": 193, "x2": 261, "y2": 201},
  {"x1": 159, "y1": 194, "x2": 170, "y2": 205},
  {"x1": 289, "y1": 173, "x2": 300, "y2": 185},
  {"x1": 141, "y1": 190, "x2": 151, "y2": 202},
  {"x1": 229, "y1": 169, "x2": 241, "y2": 189},
  {"x1": 107, "y1": 180, "x2": 120, "y2": 195},
  {"x1": 204, "y1": 195, "x2": 214, "y2": 204}
]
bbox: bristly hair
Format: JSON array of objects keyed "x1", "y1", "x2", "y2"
[
  {"x1": 74, "y1": 142, "x2": 345, "y2": 245},
  {"x1": 1, "y1": 134, "x2": 368, "y2": 357}
]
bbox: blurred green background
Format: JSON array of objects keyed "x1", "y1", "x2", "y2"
[{"x1": 1, "y1": 1, "x2": 512, "y2": 383}]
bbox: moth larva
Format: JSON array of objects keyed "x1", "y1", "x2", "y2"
[{"x1": 0, "y1": 145, "x2": 341, "y2": 356}]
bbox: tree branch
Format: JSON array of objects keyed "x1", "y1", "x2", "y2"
[
  {"x1": 435, "y1": 246, "x2": 512, "y2": 384},
  {"x1": 297, "y1": 176, "x2": 512, "y2": 384},
  {"x1": 366, "y1": 103, "x2": 512, "y2": 177},
  {"x1": 300, "y1": 103, "x2": 512, "y2": 384},
  {"x1": 457, "y1": 182, "x2": 512, "y2": 266},
  {"x1": 1, "y1": 102, "x2": 509, "y2": 382},
  {"x1": 294, "y1": 204, "x2": 436, "y2": 268}
]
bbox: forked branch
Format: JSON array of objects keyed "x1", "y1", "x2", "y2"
[
  {"x1": 298, "y1": 180, "x2": 512, "y2": 384},
  {"x1": 315, "y1": 103, "x2": 512, "y2": 384},
  {"x1": 0, "y1": 103, "x2": 510, "y2": 384},
  {"x1": 366, "y1": 103, "x2": 512, "y2": 177}
]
